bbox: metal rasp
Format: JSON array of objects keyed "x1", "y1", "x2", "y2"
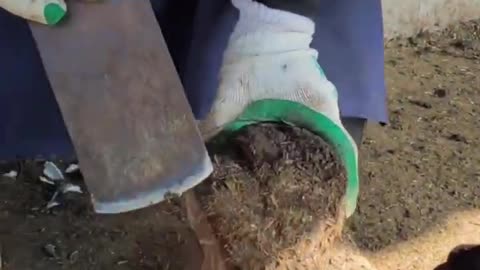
[{"x1": 29, "y1": 0, "x2": 213, "y2": 214}]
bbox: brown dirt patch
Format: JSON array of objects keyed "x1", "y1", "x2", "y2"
[
  {"x1": 346, "y1": 19, "x2": 480, "y2": 251},
  {"x1": 195, "y1": 124, "x2": 346, "y2": 269},
  {"x1": 0, "y1": 161, "x2": 203, "y2": 270}
]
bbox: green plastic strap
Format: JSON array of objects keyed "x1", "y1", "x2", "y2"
[
  {"x1": 44, "y1": 3, "x2": 66, "y2": 26},
  {"x1": 221, "y1": 99, "x2": 359, "y2": 217}
]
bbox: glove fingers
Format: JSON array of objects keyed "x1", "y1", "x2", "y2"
[{"x1": 1, "y1": 0, "x2": 66, "y2": 25}]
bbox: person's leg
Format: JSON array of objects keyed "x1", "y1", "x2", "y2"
[
  {"x1": 341, "y1": 117, "x2": 366, "y2": 146},
  {"x1": 150, "y1": 0, "x2": 199, "y2": 77},
  {"x1": 180, "y1": 0, "x2": 237, "y2": 119},
  {"x1": 0, "y1": 9, "x2": 74, "y2": 160},
  {"x1": 311, "y1": 0, "x2": 387, "y2": 124}
]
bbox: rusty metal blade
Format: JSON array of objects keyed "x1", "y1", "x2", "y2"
[{"x1": 29, "y1": 0, "x2": 212, "y2": 214}]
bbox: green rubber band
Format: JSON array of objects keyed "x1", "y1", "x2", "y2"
[
  {"x1": 219, "y1": 99, "x2": 359, "y2": 217},
  {"x1": 44, "y1": 3, "x2": 66, "y2": 26}
]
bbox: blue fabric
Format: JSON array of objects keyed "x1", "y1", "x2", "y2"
[
  {"x1": 0, "y1": 0, "x2": 387, "y2": 159},
  {"x1": 0, "y1": 9, "x2": 74, "y2": 159}
]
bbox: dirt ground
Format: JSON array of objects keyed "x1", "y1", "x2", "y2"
[
  {"x1": 1, "y1": 20, "x2": 480, "y2": 270},
  {"x1": 346, "y1": 19, "x2": 480, "y2": 251},
  {"x1": 0, "y1": 161, "x2": 203, "y2": 270}
]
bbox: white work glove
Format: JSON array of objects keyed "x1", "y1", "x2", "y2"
[
  {"x1": 0, "y1": 0, "x2": 66, "y2": 25},
  {"x1": 201, "y1": 0, "x2": 360, "y2": 217}
]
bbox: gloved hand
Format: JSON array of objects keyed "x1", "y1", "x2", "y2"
[
  {"x1": 201, "y1": 0, "x2": 360, "y2": 217},
  {"x1": 0, "y1": 0, "x2": 66, "y2": 25}
]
